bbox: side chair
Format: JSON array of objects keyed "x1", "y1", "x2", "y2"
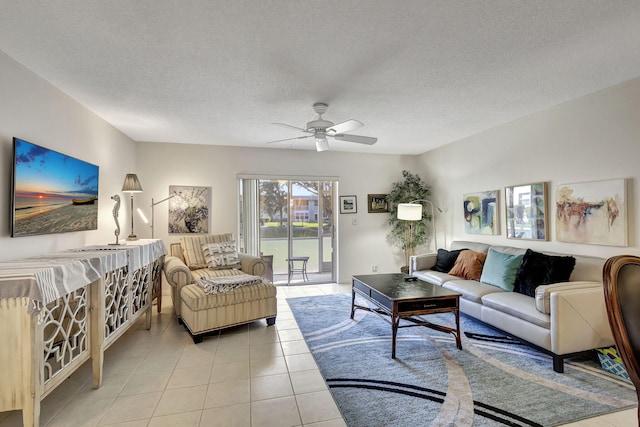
[{"x1": 603, "y1": 255, "x2": 640, "y2": 423}]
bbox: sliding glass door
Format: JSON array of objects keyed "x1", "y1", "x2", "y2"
[{"x1": 239, "y1": 176, "x2": 336, "y2": 285}]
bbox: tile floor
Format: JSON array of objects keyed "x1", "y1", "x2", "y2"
[{"x1": 0, "y1": 282, "x2": 636, "y2": 426}]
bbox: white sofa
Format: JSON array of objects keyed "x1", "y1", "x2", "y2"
[{"x1": 409, "y1": 240, "x2": 615, "y2": 372}]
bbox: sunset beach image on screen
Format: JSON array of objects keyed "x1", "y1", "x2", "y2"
[{"x1": 11, "y1": 138, "x2": 99, "y2": 237}]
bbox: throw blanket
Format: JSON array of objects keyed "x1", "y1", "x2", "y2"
[{"x1": 198, "y1": 274, "x2": 263, "y2": 294}]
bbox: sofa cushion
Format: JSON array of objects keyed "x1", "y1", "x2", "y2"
[
  {"x1": 412, "y1": 270, "x2": 458, "y2": 286},
  {"x1": 481, "y1": 292, "x2": 550, "y2": 329},
  {"x1": 448, "y1": 250, "x2": 487, "y2": 281},
  {"x1": 480, "y1": 248, "x2": 524, "y2": 291},
  {"x1": 203, "y1": 241, "x2": 241, "y2": 270},
  {"x1": 514, "y1": 249, "x2": 576, "y2": 297},
  {"x1": 450, "y1": 241, "x2": 490, "y2": 253},
  {"x1": 442, "y1": 279, "x2": 505, "y2": 304},
  {"x1": 180, "y1": 233, "x2": 234, "y2": 270},
  {"x1": 432, "y1": 248, "x2": 466, "y2": 273}
]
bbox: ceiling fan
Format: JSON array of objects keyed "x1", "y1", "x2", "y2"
[{"x1": 268, "y1": 103, "x2": 377, "y2": 152}]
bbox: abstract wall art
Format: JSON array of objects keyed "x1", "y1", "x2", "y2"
[
  {"x1": 555, "y1": 179, "x2": 627, "y2": 246},
  {"x1": 168, "y1": 185, "x2": 210, "y2": 234},
  {"x1": 463, "y1": 190, "x2": 499, "y2": 235}
]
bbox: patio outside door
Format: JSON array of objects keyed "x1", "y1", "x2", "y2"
[{"x1": 240, "y1": 177, "x2": 336, "y2": 285}]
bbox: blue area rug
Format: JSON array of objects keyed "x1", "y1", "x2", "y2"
[{"x1": 287, "y1": 294, "x2": 636, "y2": 427}]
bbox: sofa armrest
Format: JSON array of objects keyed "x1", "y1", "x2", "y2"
[
  {"x1": 550, "y1": 286, "x2": 615, "y2": 355},
  {"x1": 239, "y1": 253, "x2": 266, "y2": 277},
  {"x1": 535, "y1": 281, "x2": 601, "y2": 314},
  {"x1": 409, "y1": 253, "x2": 437, "y2": 275}
]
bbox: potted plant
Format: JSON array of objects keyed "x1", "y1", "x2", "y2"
[{"x1": 386, "y1": 170, "x2": 432, "y2": 273}]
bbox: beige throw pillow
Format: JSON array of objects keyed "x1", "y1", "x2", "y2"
[
  {"x1": 180, "y1": 233, "x2": 234, "y2": 270},
  {"x1": 448, "y1": 250, "x2": 487, "y2": 281},
  {"x1": 203, "y1": 241, "x2": 241, "y2": 270}
]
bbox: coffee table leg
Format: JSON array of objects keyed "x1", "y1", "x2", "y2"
[
  {"x1": 455, "y1": 308, "x2": 462, "y2": 350},
  {"x1": 392, "y1": 314, "x2": 399, "y2": 358},
  {"x1": 350, "y1": 287, "x2": 356, "y2": 319}
]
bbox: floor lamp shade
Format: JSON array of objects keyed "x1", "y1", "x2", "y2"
[
  {"x1": 122, "y1": 173, "x2": 143, "y2": 240},
  {"x1": 397, "y1": 203, "x2": 423, "y2": 221},
  {"x1": 397, "y1": 199, "x2": 441, "y2": 254}
]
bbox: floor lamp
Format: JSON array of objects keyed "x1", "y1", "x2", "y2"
[
  {"x1": 150, "y1": 195, "x2": 175, "y2": 238},
  {"x1": 121, "y1": 173, "x2": 143, "y2": 241},
  {"x1": 397, "y1": 199, "x2": 443, "y2": 254}
]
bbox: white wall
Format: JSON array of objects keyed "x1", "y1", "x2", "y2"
[
  {"x1": 3, "y1": 43, "x2": 638, "y2": 273},
  {"x1": 417, "y1": 77, "x2": 640, "y2": 259},
  {"x1": 0, "y1": 51, "x2": 137, "y2": 261},
  {"x1": 135, "y1": 142, "x2": 416, "y2": 282}
]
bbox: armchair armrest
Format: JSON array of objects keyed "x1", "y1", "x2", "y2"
[
  {"x1": 535, "y1": 281, "x2": 601, "y2": 314},
  {"x1": 239, "y1": 254, "x2": 266, "y2": 277},
  {"x1": 163, "y1": 255, "x2": 194, "y2": 317},
  {"x1": 409, "y1": 253, "x2": 437, "y2": 275},
  {"x1": 163, "y1": 255, "x2": 194, "y2": 288}
]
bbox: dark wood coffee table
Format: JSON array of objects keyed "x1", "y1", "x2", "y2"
[{"x1": 351, "y1": 273, "x2": 462, "y2": 358}]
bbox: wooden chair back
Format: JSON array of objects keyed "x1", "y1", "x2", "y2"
[{"x1": 603, "y1": 255, "x2": 640, "y2": 422}]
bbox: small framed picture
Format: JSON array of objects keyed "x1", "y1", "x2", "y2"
[
  {"x1": 340, "y1": 195, "x2": 357, "y2": 214},
  {"x1": 368, "y1": 194, "x2": 389, "y2": 213}
]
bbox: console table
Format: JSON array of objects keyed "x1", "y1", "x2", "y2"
[{"x1": 0, "y1": 239, "x2": 166, "y2": 427}]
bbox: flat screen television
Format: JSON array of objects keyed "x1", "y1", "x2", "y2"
[{"x1": 11, "y1": 137, "x2": 99, "y2": 237}]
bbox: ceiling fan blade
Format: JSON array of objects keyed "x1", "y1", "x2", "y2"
[
  {"x1": 266, "y1": 135, "x2": 314, "y2": 144},
  {"x1": 327, "y1": 119, "x2": 363, "y2": 134},
  {"x1": 333, "y1": 134, "x2": 377, "y2": 145},
  {"x1": 272, "y1": 122, "x2": 310, "y2": 133}
]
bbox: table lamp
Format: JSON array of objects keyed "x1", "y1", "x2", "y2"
[{"x1": 121, "y1": 173, "x2": 143, "y2": 241}]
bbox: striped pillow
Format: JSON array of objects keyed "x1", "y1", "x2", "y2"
[
  {"x1": 203, "y1": 241, "x2": 241, "y2": 270},
  {"x1": 180, "y1": 234, "x2": 234, "y2": 270}
]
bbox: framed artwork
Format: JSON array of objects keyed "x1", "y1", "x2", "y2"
[
  {"x1": 463, "y1": 190, "x2": 499, "y2": 235},
  {"x1": 11, "y1": 138, "x2": 99, "y2": 237},
  {"x1": 505, "y1": 182, "x2": 547, "y2": 240},
  {"x1": 168, "y1": 185, "x2": 210, "y2": 234},
  {"x1": 368, "y1": 194, "x2": 389, "y2": 213},
  {"x1": 555, "y1": 178, "x2": 627, "y2": 246},
  {"x1": 340, "y1": 195, "x2": 357, "y2": 214}
]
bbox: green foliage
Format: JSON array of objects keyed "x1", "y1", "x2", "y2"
[
  {"x1": 261, "y1": 181, "x2": 288, "y2": 226},
  {"x1": 386, "y1": 170, "x2": 432, "y2": 260}
]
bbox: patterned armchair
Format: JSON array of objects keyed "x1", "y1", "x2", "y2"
[{"x1": 163, "y1": 233, "x2": 266, "y2": 317}]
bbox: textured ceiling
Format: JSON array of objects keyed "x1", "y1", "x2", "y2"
[{"x1": 1, "y1": 1, "x2": 640, "y2": 154}]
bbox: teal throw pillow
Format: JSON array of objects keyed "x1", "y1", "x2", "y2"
[{"x1": 479, "y1": 248, "x2": 524, "y2": 291}]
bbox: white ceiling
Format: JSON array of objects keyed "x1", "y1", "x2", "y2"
[{"x1": 1, "y1": 1, "x2": 640, "y2": 155}]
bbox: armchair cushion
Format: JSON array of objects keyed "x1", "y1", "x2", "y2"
[
  {"x1": 203, "y1": 241, "x2": 241, "y2": 270},
  {"x1": 180, "y1": 233, "x2": 234, "y2": 270}
]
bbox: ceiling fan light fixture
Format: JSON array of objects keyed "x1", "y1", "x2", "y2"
[
  {"x1": 268, "y1": 103, "x2": 377, "y2": 151},
  {"x1": 315, "y1": 137, "x2": 329, "y2": 152}
]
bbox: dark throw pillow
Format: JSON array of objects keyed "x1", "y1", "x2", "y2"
[
  {"x1": 514, "y1": 249, "x2": 576, "y2": 297},
  {"x1": 432, "y1": 249, "x2": 466, "y2": 273}
]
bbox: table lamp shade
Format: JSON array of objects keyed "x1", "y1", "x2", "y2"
[
  {"x1": 397, "y1": 203, "x2": 423, "y2": 221},
  {"x1": 122, "y1": 174, "x2": 143, "y2": 193}
]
